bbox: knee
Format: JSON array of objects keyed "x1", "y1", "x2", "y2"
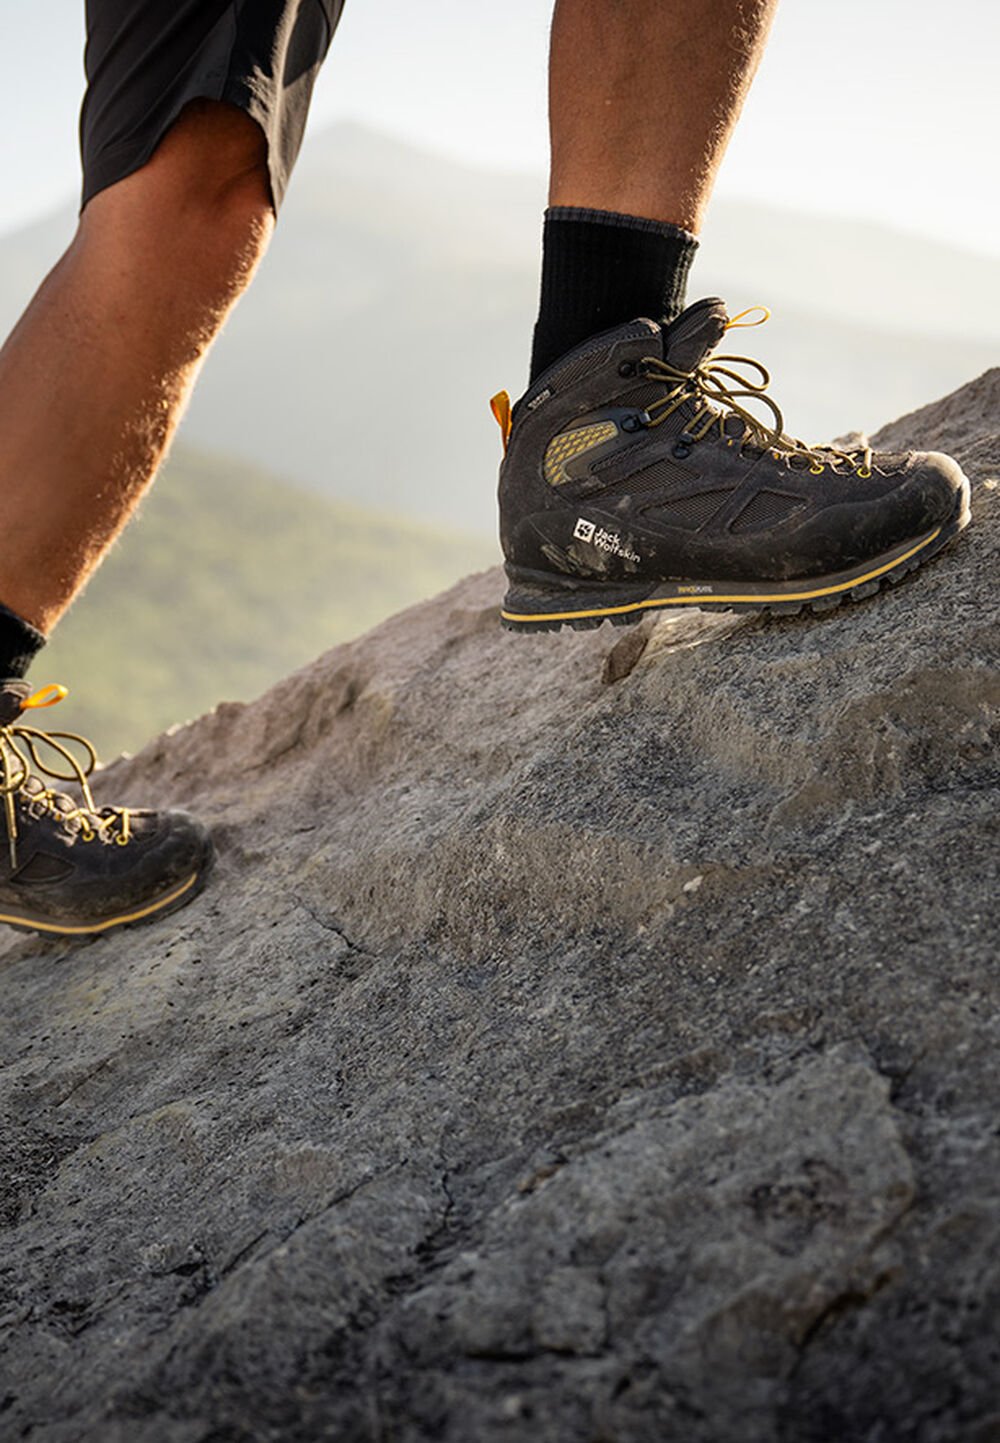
[
  {"x1": 81, "y1": 99, "x2": 275, "y2": 277},
  {"x1": 152, "y1": 100, "x2": 273, "y2": 215}
]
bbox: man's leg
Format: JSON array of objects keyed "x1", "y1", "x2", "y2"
[
  {"x1": 533, "y1": 0, "x2": 773, "y2": 380},
  {"x1": 0, "y1": 1, "x2": 338, "y2": 936},
  {"x1": 531, "y1": 0, "x2": 777, "y2": 379},
  {"x1": 0, "y1": 100, "x2": 273, "y2": 634},
  {"x1": 548, "y1": 0, "x2": 778, "y2": 232},
  {"x1": 497, "y1": 0, "x2": 969, "y2": 631},
  {"x1": 0, "y1": 101, "x2": 273, "y2": 935}
]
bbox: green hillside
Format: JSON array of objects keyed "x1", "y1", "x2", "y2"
[{"x1": 39, "y1": 446, "x2": 498, "y2": 757}]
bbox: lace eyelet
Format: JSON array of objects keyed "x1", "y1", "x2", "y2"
[
  {"x1": 809, "y1": 463, "x2": 825, "y2": 475},
  {"x1": 80, "y1": 828, "x2": 96, "y2": 843},
  {"x1": 617, "y1": 360, "x2": 637, "y2": 378},
  {"x1": 115, "y1": 833, "x2": 129, "y2": 847},
  {"x1": 857, "y1": 466, "x2": 872, "y2": 478}
]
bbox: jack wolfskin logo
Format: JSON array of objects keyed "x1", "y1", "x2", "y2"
[{"x1": 573, "y1": 518, "x2": 641, "y2": 564}]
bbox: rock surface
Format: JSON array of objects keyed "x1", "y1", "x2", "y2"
[{"x1": 1, "y1": 372, "x2": 998, "y2": 1443}]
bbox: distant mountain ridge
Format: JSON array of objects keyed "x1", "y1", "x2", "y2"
[{"x1": 1, "y1": 122, "x2": 996, "y2": 536}]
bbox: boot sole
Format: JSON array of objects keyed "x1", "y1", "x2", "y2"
[
  {"x1": 501, "y1": 511, "x2": 969, "y2": 633},
  {"x1": 0, "y1": 851, "x2": 213, "y2": 939}
]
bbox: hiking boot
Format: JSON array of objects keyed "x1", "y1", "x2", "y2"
[
  {"x1": 0, "y1": 680, "x2": 213, "y2": 936},
  {"x1": 493, "y1": 298, "x2": 971, "y2": 630}
]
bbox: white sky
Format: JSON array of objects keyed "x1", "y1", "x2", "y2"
[{"x1": 0, "y1": 0, "x2": 997, "y2": 257}]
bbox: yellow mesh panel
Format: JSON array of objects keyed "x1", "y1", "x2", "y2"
[{"x1": 543, "y1": 421, "x2": 618, "y2": 486}]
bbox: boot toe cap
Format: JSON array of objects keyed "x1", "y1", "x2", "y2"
[{"x1": 909, "y1": 450, "x2": 971, "y2": 530}]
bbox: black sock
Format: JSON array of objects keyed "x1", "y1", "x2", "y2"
[
  {"x1": 0, "y1": 602, "x2": 45, "y2": 679},
  {"x1": 529, "y1": 206, "x2": 698, "y2": 383}
]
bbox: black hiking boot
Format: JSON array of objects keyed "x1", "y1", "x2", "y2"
[
  {"x1": 494, "y1": 298, "x2": 971, "y2": 630},
  {"x1": 0, "y1": 680, "x2": 212, "y2": 937}
]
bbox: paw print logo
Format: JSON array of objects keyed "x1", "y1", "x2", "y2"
[{"x1": 573, "y1": 518, "x2": 596, "y2": 543}]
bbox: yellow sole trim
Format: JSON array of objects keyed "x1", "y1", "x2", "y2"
[
  {"x1": 0, "y1": 869, "x2": 202, "y2": 937},
  {"x1": 501, "y1": 528, "x2": 942, "y2": 625}
]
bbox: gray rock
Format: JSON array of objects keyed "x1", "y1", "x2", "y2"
[{"x1": 0, "y1": 370, "x2": 998, "y2": 1442}]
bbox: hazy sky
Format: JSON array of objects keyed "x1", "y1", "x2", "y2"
[{"x1": 1, "y1": 0, "x2": 997, "y2": 256}]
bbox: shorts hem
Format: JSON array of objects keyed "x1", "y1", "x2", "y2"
[{"x1": 80, "y1": 82, "x2": 280, "y2": 215}]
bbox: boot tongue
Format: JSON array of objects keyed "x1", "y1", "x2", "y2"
[{"x1": 662, "y1": 297, "x2": 729, "y2": 373}]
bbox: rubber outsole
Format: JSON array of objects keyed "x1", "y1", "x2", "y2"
[
  {"x1": 0, "y1": 849, "x2": 214, "y2": 939},
  {"x1": 500, "y1": 511, "x2": 969, "y2": 633}
]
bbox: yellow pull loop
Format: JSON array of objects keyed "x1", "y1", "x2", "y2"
[
  {"x1": 490, "y1": 390, "x2": 512, "y2": 454},
  {"x1": 726, "y1": 305, "x2": 771, "y2": 331},
  {"x1": 21, "y1": 683, "x2": 69, "y2": 712}
]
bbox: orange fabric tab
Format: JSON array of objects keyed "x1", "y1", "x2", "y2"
[
  {"x1": 21, "y1": 683, "x2": 69, "y2": 711},
  {"x1": 490, "y1": 390, "x2": 512, "y2": 454}
]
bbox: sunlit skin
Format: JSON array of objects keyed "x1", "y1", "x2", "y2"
[
  {"x1": 0, "y1": 1, "x2": 778, "y2": 636},
  {"x1": 549, "y1": 0, "x2": 779, "y2": 232},
  {"x1": 0, "y1": 101, "x2": 274, "y2": 633}
]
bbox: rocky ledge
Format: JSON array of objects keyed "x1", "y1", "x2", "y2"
[{"x1": 1, "y1": 371, "x2": 998, "y2": 1443}]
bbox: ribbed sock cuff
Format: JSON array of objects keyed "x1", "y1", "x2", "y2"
[
  {"x1": 530, "y1": 206, "x2": 699, "y2": 382},
  {"x1": 0, "y1": 602, "x2": 46, "y2": 680},
  {"x1": 545, "y1": 206, "x2": 697, "y2": 244}
]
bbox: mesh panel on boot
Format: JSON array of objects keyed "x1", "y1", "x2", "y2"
[
  {"x1": 12, "y1": 851, "x2": 75, "y2": 883},
  {"x1": 615, "y1": 383, "x2": 671, "y2": 412},
  {"x1": 598, "y1": 456, "x2": 703, "y2": 503},
  {"x1": 643, "y1": 489, "x2": 733, "y2": 530},
  {"x1": 730, "y1": 490, "x2": 806, "y2": 534}
]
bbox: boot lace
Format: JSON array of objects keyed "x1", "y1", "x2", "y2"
[
  {"x1": 0, "y1": 684, "x2": 131, "y2": 869},
  {"x1": 640, "y1": 307, "x2": 875, "y2": 478}
]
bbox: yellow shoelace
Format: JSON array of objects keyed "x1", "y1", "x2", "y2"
[
  {"x1": 0, "y1": 685, "x2": 131, "y2": 869},
  {"x1": 641, "y1": 307, "x2": 874, "y2": 478}
]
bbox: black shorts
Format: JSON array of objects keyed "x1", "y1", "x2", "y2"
[{"x1": 80, "y1": 0, "x2": 344, "y2": 211}]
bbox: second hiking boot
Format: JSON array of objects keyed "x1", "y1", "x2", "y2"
[
  {"x1": 494, "y1": 298, "x2": 971, "y2": 631},
  {"x1": 0, "y1": 681, "x2": 213, "y2": 936}
]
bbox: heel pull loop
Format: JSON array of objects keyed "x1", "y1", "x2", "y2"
[
  {"x1": 21, "y1": 684, "x2": 69, "y2": 712},
  {"x1": 725, "y1": 305, "x2": 770, "y2": 331},
  {"x1": 490, "y1": 390, "x2": 512, "y2": 454}
]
